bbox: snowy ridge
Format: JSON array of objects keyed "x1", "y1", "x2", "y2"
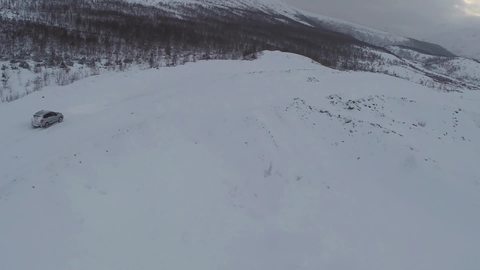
[
  {"x1": 0, "y1": 0, "x2": 477, "y2": 103},
  {"x1": 1, "y1": 51, "x2": 479, "y2": 269},
  {"x1": 131, "y1": 0, "x2": 407, "y2": 44},
  {"x1": 126, "y1": 0, "x2": 309, "y2": 23},
  {"x1": 293, "y1": 9, "x2": 409, "y2": 46},
  {"x1": 388, "y1": 46, "x2": 480, "y2": 87},
  {"x1": 127, "y1": 0, "x2": 440, "y2": 53},
  {"x1": 126, "y1": 0, "x2": 291, "y2": 9}
]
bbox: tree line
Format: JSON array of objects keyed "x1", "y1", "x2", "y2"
[
  {"x1": 0, "y1": 0, "x2": 386, "y2": 101},
  {"x1": 0, "y1": 0, "x2": 384, "y2": 68}
]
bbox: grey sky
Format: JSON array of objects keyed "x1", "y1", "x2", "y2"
[{"x1": 285, "y1": 0, "x2": 480, "y2": 39}]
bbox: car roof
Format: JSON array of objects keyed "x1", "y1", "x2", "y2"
[{"x1": 34, "y1": 110, "x2": 53, "y2": 116}]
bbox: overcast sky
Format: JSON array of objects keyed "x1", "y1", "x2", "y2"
[{"x1": 285, "y1": 0, "x2": 480, "y2": 38}]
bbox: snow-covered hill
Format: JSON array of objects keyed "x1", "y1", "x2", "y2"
[
  {"x1": 1, "y1": 51, "x2": 479, "y2": 270},
  {"x1": 127, "y1": 0, "x2": 453, "y2": 56},
  {"x1": 2, "y1": 0, "x2": 479, "y2": 104},
  {"x1": 127, "y1": 0, "x2": 286, "y2": 9},
  {"x1": 387, "y1": 46, "x2": 480, "y2": 87}
]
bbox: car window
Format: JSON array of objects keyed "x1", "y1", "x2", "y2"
[{"x1": 44, "y1": 113, "x2": 52, "y2": 118}]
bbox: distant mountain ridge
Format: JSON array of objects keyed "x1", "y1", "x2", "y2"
[{"x1": 427, "y1": 26, "x2": 480, "y2": 60}]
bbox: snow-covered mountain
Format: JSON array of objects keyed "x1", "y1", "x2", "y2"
[
  {"x1": 127, "y1": 0, "x2": 287, "y2": 9},
  {"x1": 1, "y1": 0, "x2": 480, "y2": 103},
  {"x1": 1, "y1": 51, "x2": 479, "y2": 270},
  {"x1": 2, "y1": 1, "x2": 480, "y2": 268},
  {"x1": 128, "y1": 0, "x2": 454, "y2": 56}
]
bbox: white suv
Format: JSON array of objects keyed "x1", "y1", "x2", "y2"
[{"x1": 32, "y1": 110, "x2": 64, "y2": 128}]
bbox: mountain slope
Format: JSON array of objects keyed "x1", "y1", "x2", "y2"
[
  {"x1": 130, "y1": 0, "x2": 455, "y2": 57},
  {"x1": 1, "y1": 0, "x2": 479, "y2": 104},
  {"x1": 389, "y1": 46, "x2": 480, "y2": 86},
  {"x1": 1, "y1": 51, "x2": 479, "y2": 270}
]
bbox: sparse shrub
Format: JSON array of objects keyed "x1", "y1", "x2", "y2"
[
  {"x1": 19, "y1": 61, "x2": 30, "y2": 70},
  {"x1": 33, "y1": 76, "x2": 43, "y2": 92}
]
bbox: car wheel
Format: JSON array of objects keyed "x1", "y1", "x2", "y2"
[
  {"x1": 58, "y1": 117, "x2": 63, "y2": 123},
  {"x1": 43, "y1": 122, "x2": 50, "y2": 128}
]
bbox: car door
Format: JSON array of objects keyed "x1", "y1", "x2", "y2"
[
  {"x1": 44, "y1": 112, "x2": 54, "y2": 124},
  {"x1": 50, "y1": 112, "x2": 58, "y2": 123}
]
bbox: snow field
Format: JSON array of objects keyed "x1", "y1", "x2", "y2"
[{"x1": 1, "y1": 51, "x2": 480, "y2": 270}]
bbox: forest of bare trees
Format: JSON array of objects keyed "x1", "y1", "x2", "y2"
[{"x1": 0, "y1": 0, "x2": 384, "y2": 101}]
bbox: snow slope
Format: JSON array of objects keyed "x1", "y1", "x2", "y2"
[
  {"x1": 127, "y1": 0, "x2": 451, "y2": 56},
  {"x1": 126, "y1": 0, "x2": 309, "y2": 23},
  {"x1": 1, "y1": 51, "x2": 480, "y2": 270},
  {"x1": 387, "y1": 46, "x2": 480, "y2": 87},
  {"x1": 126, "y1": 0, "x2": 291, "y2": 10},
  {"x1": 130, "y1": 0, "x2": 408, "y2": 44}
]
